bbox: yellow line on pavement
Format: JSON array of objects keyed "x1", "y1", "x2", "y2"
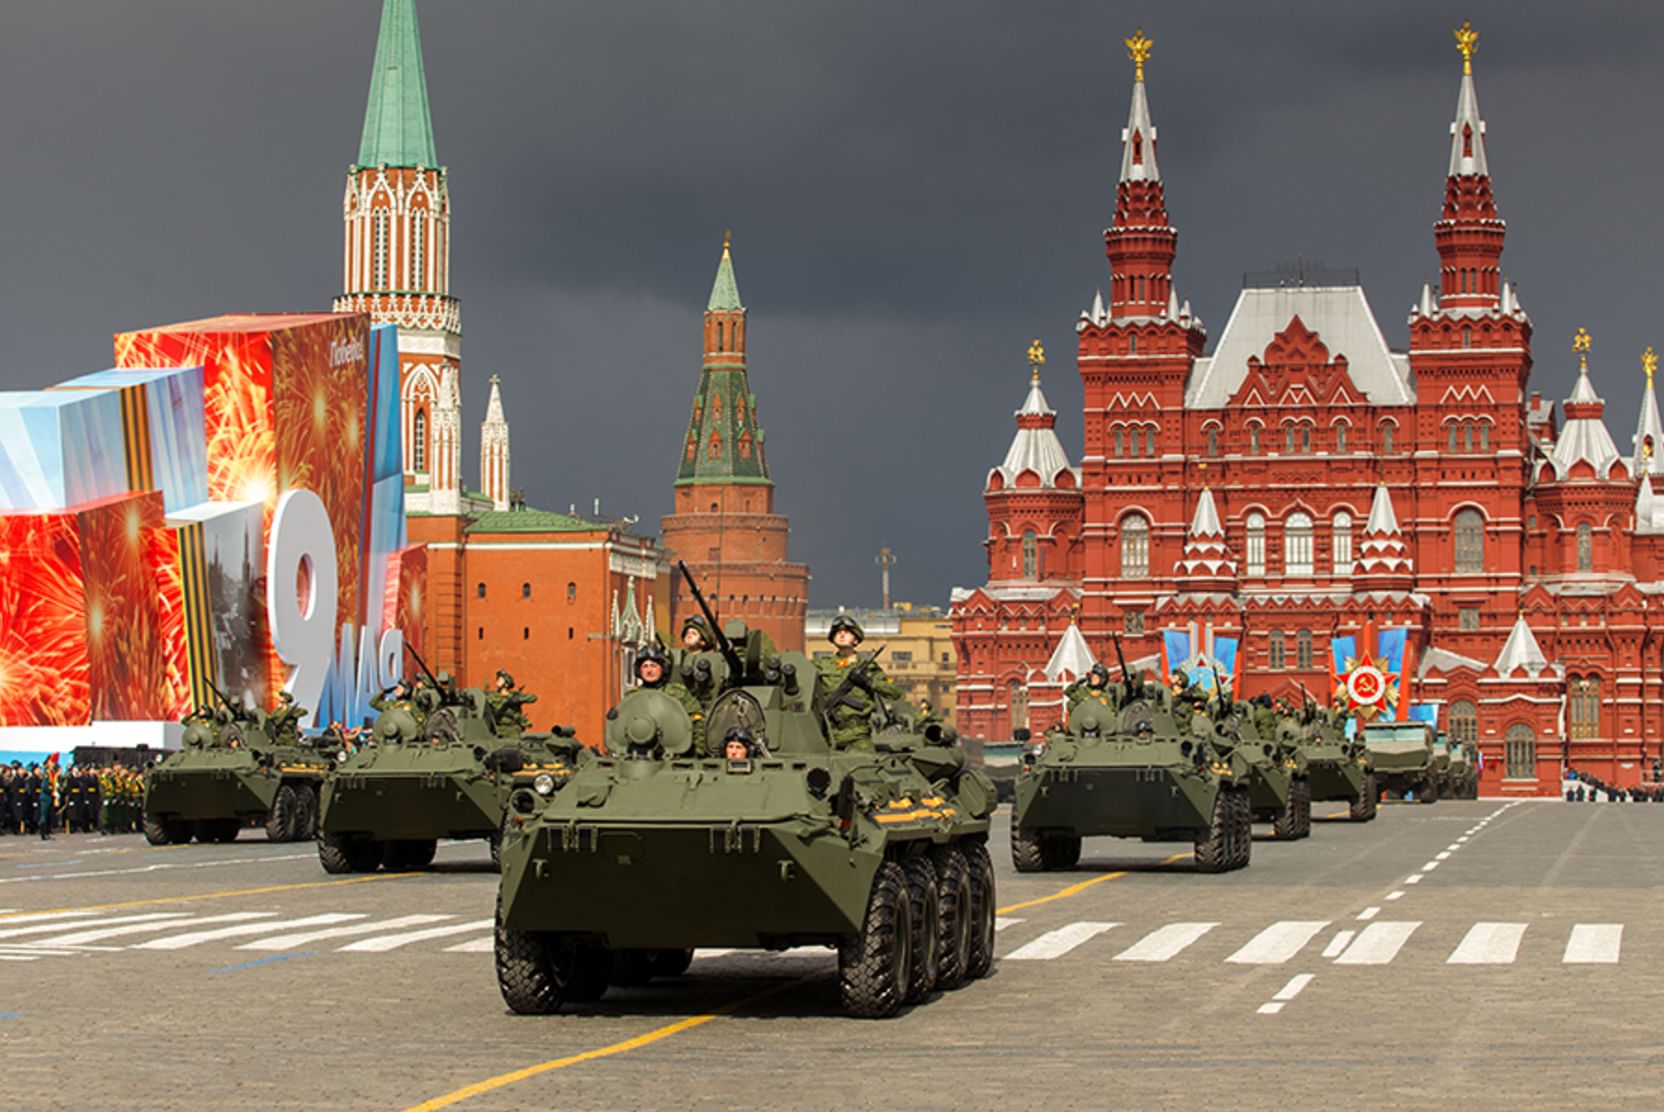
[
  {"x1": 997, "y1": 851, "x2": 1190, "y2": 915},
  {"x1": 0, "y1": 871, "x2": 419, "y2": 921},
  {"x1": 405, "y1": 979, "x2": 802, "y2": 1112}
]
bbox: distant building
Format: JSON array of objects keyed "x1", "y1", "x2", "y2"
[
  {"x1": 806, "y1": 604, "x2": 957, "y2": 724},
  {"x1": 952, "y1": 28, "x2": 1664, "y2": 797},
  {"x1": 662, "y1": 237, "x2": 811, "y2": 651}
]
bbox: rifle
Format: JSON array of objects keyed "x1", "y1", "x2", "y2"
[
  {"x1": 678, "y1": 560, "x2": 745, "y2": 680},
  {"x1": 824, "y1": 645, "x2": 889, "y2": 718},
  {"x1": 204, "y1": 679, "x2": 249, "y2": 722},
  {"x1": 404, "y1": 640, "x2": 442, "y2": 691},
  {"x1": 1209, "y1": 657, "x2": 1229, "y2": 714},
  {"x1": 1109, "y1": 632, "x2": 1134, "y2": 700}
]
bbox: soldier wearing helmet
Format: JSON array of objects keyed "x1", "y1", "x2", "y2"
[
  {"x1": 1065, "y1": 662, "x2": 1114, "y2": 714},
  {"x1": 815, "y1": 615, "x2": 900, "y2": 748},
  {"x1": 635, "y1": 642, "x2": 706, "y2": 750},
  {"x1": 487, "y1": 669, "x2": 538, "y2": 736}
]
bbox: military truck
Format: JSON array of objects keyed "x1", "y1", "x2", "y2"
[
  {"x1": 1362, "y1": 720, "x2": 1438, "y2": 802},
  {"x1": 143, "y1": 690, "x2": 329, "y2": 845},
  {"x1": 317, "y1": 665, "x2": 585, "y2": 874},
  {"x1": 1011, "y1": 672, "x2": 1255, "y2": 874},
  {"x1": 494, "y1": 604, "x2": 998, "y2": 1020}
]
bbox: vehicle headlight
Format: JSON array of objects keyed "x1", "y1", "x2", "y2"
[
  {"x1": 336, "y1": 750, "x2": 349, "y2": 763},
  {"x1": 533, "y1": 773, "x2": 556, "y2": 796}
]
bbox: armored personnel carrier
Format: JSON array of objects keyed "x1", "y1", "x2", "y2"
[
  {"x1": 1278, "y1": 707, "x2": 1376, "y2": 822},
  {"x1": 1363, "y1": 720, "x2": 1438, "y2": 802},
  {"x1": 1443, "y1": 736, "x2": 1479, "y2": 799},
  {"x1": 143, "y1": 689, "x2": 329, "y2": 845},
  {"x1": 1011, "y1": 675, "x2": 1254, "y2": 874},
  {"x1": 1222, "y1": 701, "x2": 1308, "y2": 840},
  {"x1": 317, "y1": 668, "x2": 584, "y2": 874},
  {"x1": 494, "y1": 607, "x2": 998, "y2": 1019}
]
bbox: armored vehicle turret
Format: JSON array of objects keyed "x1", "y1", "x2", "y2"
[
  {"x1": 1011, "y1": 665, "x2": 1254, "y2": 874},
  {"x1": 494, "y1": 606, "x2": 998, "y2": 1019},
  {"x1": 143, "y1": 688, "x2": 330, "y2": 845},
  {"x1": 317, "y1": 663, "x2": 585, "y2": 873},
  {"x1": 1363, "y1": 720, "x2": 1438, "y2": 803}
]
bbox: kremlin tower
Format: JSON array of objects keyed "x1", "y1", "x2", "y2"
[{"x1": 661, "y1": 235, "x2": 810, "y2": 652}]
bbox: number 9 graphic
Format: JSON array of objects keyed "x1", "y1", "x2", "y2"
[{"x1": 267, "y1": 489, "x2": 338, "y2": 725}]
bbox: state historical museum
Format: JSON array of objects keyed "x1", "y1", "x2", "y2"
[{"x1": 951, "y1": 28, "x2": 1664, "y2": 797}]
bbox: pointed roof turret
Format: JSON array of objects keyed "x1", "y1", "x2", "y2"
[
  {"x1": 707, "y1": 229, "x2": 744, "y2": 312},
  {"x1": 1636, "y1": 475, "x2": 1660, "y2": 535},
  {"x1": 1188, "y1": 487, "x2": 1224, "y2": 538},
  {"x1": 357, "y1": 0, "x2": 438, "y2": 169},
  {"x1": 1365, "y1": 483, "x2": 1400, "y2": 535},
  {"x1": 1118, "y1": 31, "x2": 1160, "y2": 184},
  {"x1": 1448, "y1": 21, "x2": 1489, "y2": 177},
  {"x1": 1103, "y1": 30, "x2": 1178, "y2": 320},
  {"x1": 1045, "y1": 621, "x2": 1099, "y2": 684},
  {"x1": 1354, "y1": 485, "x2": 1413, "y2": 590},
  {"x1": 677, "y1": 234, "x2": 770, "y2": 488},
  {"x1": 1174, "y1": 487, "x2": 1236, "y2": 588},
  {"x1": 1493, "y1": 612, "x2": 1550, "y2": 679},
  {"x1": 483, "y1": 373, "x2": 505, "y2": 424},
  {"x1": 991, "y1": 341, "x2": 1078, "y2": 489},
  {"x1": 1633, "y1": 346, "x2": 1664, "y2": 477},
  {"x1": 1545, "y1": 328, "x2": 1625, "y2": 481},
  {"x1": 1431, "y1": 21, "x2": 1505, "y2": 314}
]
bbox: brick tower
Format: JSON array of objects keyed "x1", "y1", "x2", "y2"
[
  {"x1": 333, "y1": 0, "x2": 462, "y2": 506},
  {"x1": 660, "y1": 235, "x2": 810, "y2": 651}
]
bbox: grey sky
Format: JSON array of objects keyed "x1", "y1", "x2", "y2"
[{"x1": 2, "y1": 2, "x2": 1661, "y2": 607}]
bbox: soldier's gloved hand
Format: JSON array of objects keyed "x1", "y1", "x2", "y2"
[{"x1": 850, "y1": 668, "x2": 875, "y2": 693}]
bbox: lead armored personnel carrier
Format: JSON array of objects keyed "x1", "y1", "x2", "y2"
[
  {"x1": 1363, "y1": 720, "x2": 1438, "y2": 803},
  {"x1": 494, "y1": 601, "x2": 998, "y2": 1019},
  {"x1": 143, "y1": 688, "x2": 329, "y2": 845},
  {"x1": 1011, "y1": 667, "x2": 1254, "y2": 874},
  {"x1": 317, "y1": 663, "x2": 584, "y2": 873}
]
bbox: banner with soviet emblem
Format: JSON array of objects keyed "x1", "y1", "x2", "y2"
[{"x1": 1330, "y1": 620, "x2": 1416, "y2": 721}]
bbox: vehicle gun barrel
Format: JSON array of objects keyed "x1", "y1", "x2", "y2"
[{"x1": 677, "y1": 560, "x2": 745, "y2": 680}]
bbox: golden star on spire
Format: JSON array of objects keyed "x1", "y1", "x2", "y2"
[
  {"x1": 1027, "y1": 338, "x2": 1046, "y2": 381},
  {"x1": 1644, "y1": 345, "x2": 1658, "y2": 386},
  {"x1": 1574, "y1": 326, "x2": 1592, "y2": 371},
  {"x1": 722, "y1": 227, "x2": 732, "y2": 252},
  {"x1": 1125, "y1": 29, "x2": 1154, "y2": 82},
  {"x1": 1454, "y1": 20, "x2": 1478, "y2": 76}
]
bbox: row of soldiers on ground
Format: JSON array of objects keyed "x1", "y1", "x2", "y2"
[{"x1": 1, "y1": 761, "x2": 145, "y2": 838}]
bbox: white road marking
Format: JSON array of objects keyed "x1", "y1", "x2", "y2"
[
  {"x1": 1385, "y1": 891, "x2": 1405, "y2": 901},
  {"x1": 34, "y1": 912, "x2": 273, "y2": 948},
  {"x1": 1457, "y1": 836, "x2": 1470, "y2": 843},
  {"x1": 1436, "y1": 851, "x2": 1452, "y2": 860},
  {"x1": 137, "y1": 913, "x2": 365, "y2": 951},
  {"x1": 1113, "y1": 922, "x2": 1217, "y2": 962},
  {"x1": 1004, "y1": 921, "x2": 1119, "y2": 961},
  {"x1": 0, "y1": 909, "x2": 105, "y2": 927},
  {"x1": 0, "y1": 853, "x2": 314, "y2": 886},
  {"x1": 338, "y1": 919, "x2": 494, "y2": 952},
  {"x1": 1256, "y1": 1002, "x2": 1285, "y2": 1015},
  {"x1": 1357, "y1": 907, "x2": 1381, "y2": 921},
  {"x1": 240, "y1": 914, "x2": 454, "y2": 951},
  {"x1": 0, "y1": 954, "x2": 43, "y2": 962},
  {"x1": 443, "y1": 936, "x2": 495, "y2": 953},
  {"x1": 1321, "y1": 931, "x2": 1355, "y2": 958},
  {"x1": 1404, "y1": 875, "x2": 1423, "y2": 885},
  {"x1": 1421, "y1": 861, "x2": 1440, "y2": 872},
  {"x1": 0, "y1": 912, "x2": 186, "y2": 941},
  {"x1": 995, "y1": 917, "x2": 1024, "y2": 932},
  {"x1": 1447, "y1": 922, "x2": 1527, "y2": 965},
  {"x1": 1272, "y1": 973, "x2": 1315, "y2": 1001},
  {"x1": 1563, "y1": 924, "x2": 1623, "y2": 965},
  {"x1": 1226, "y1": 921, "x2": 1329, "y2": 965},
  {"x1": 1333, "y1": 921, "x2": 1421, "y2": 965}
]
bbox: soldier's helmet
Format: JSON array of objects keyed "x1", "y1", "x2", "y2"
[
  {"x1": 828, "y1": 615, "x2": 864, "y2": 645},
  {"x1": 1172, "y1": 671, "x2": 1190, "y2": 689},
  {"x1": 278, "y1": 691, "x2": 294, "y2": 706},
  {"x1": 496, "y1": 668, "x2": 516, "y2": 688},
  {"x1": 680, "y1": 616, "x2": 712, "y2": 643},
  {"x1": 1088, "y1": 663, "x2": 1110, "y2": 685},
  {"x1": 436, "y1": 671, "x2": 454, "y2": 687},
  {"x1": 635, "y1": 642, "x2": 671, "y2": 684}
]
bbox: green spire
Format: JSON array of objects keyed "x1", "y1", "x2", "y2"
[
  {"x1": 707, "y1": 230, "x2": 744, "y2": 312},
  {"x1": 356, "y1": 0, "x2": 438, "y2": 169}
]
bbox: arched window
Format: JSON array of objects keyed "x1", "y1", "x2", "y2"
[
  {"x1": 1453, "y1": 509, "x2": 1485, "y2": 573},
  {"x1": 1479, "y1": 422, "x2": 1490, "y2": 452},
  {"x1": 1301, "y1": 424, "x2": 1312, "y2": 453},
  {"x1": 1249, "y1": 425, "x2": 1261, "y2": 454},
  {"x1": 1332, "y1": 510, "x2": 1354, "y2": 574},
  {"x1": 1449, "y1": 700, "x2": 1478, "y2": 748},
  {"x1": 1448, "y1": 423, "x2": 1459, "y2": 452},
  {"x1": 1245, "y1": 513, "x2": 1266, "y2": 577},
  {"x1": 1285, "y1": 511, "x2": 1314, "y2": 576},
  {"x1": 1462, "y1": 325, "x2": 1472, "y2": 348},
  {"x1": 1381, "y1": 422, "x2": 1395, "y2": 453},
  {"x1": 1145, "y1": 426, "x2": 1158, "y2": 457},
  {"x1": 1008, "y1": 680, "x2": 1029, "y2": 733},
  {"x1": 1128, "y1": 428, "x2": 1141, "y2": 457},
  {"x1": 1296, "y1": 630, "x2": 1314, "y2": 670},
  {"x1": 1121, "y1": 515, "x2": 1150, "y2": 579},
  {"x1": 1569, "y1": 677, "x2": 1601, "y2": 739},
  {"x1": 1576, "y1": 523, "x2": 1594, "y2": 573},
  {"x1": 1285, "y1": 425, "x2": 1296, "y2": 454},
  {"x1": 1128, "y1": 334, "x2": 1138, "y2": 355},
  {"x1": 1268, "y1": 630, "x2": 1286, "y2": 671},
  {"x1": 476, "y1": 582, "x2": 486, "y2": 599},
  {"x1": 410, "y1": 209, "x2": 426, "y2": 288},
  {"x1": 1504, "y1": 724, "x2": 1536, "y2": 780},
  {"x1": 1463, "y1": 422, "x2": 1474, "y2": 452},
  {"x1": 566, "y1": 581, "x2": 577, "y2": 603},
  {"x1": 412, "y1": 409, "x2": 427, "y2": 472},
  {"x1": 1114, "y1": 428, "x2": 1124, "y2": 458},
  {"x1": 373, "y1": 208, "x2": 390, "y2": 287},
  {"x1": 521, "y1": 582, "x2": 531, "y2": 600},
  {"x1": 1335, "y1": 424, "x2": 1348, "y2": 453},
  {"x1": 1021, "y1": 530, "x2": 1038, "y2": 578},
  {"x1": 1205, "y1": 427, "x2": 1219, "y2": 458}
]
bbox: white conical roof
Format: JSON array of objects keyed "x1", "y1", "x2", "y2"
[
  {"x1": 1044, "y1": 622, "x2": 1098, "y2": 684},
  {"x1": 1547, "y1": 363, "x2": 1623, "y2": 481},
  {"x1": 483, "y1": 374, "x2": 506, "y2": 425},
  {"x1": 1188, "y1": 488, "x2": 1224, "y2": 538},
  {"x1": 991, "y1": 374, "x2": 1078, "y2": 489},
  {"x1": 1633, "y1": 368, "x2": 1664, "y2": 477},
  {"x1": 1365, "y1": 484, "x2": 1400, "y2": 535},
  {"x1": 1448, "y1": 71, "x2": 1489, "y2": 177},
  {"x1": 1493, "y1": 613, "x2": 1548, "y2": 679},
  {"x1": 1636, "y1": 475, "x2": 1660, "y2": 534},
  {"x1": 1119, "y1": 78, "x2": 1160, "y2": 183}
]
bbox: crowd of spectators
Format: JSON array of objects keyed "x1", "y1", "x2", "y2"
[{"x1": 0, "y1": 760, "x2": 145, "y2": 839}]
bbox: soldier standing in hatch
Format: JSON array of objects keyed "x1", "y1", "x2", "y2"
[
  {"x1": 1065, "y1": 664, "x2": 1115, "y2": 714},
  {"x1": 487, "y1": 669, "x2": 538, "y2": 735},
  {"x1": 269, "y1": 692, "x2": 306, "y2": 741},
  {"x1": 816, "y1": 616, "x2": 900, "y2": 749},
  {"x1": 634, "y1": 643, "x2": 707, "y2": 750}
]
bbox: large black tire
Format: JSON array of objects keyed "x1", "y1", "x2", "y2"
[
  {"x1": 1195, "y1": 788, "x2": 1232, "y2": 873},
  {"x1": 838, "y1": 860, "x2": 913, "y2": 1018},
  {"x1": 649, "y1": 948, "x2": 694, "y2": 978},
  {"x1": 265, "y1": 785, "x2": 296, "y2": 842},
  {"x1": 901, "y1": 856, "x2": 941, "y2": 1005},
  {"x1": 1419, "y1": 777, "x2": 1440, "y2": 804},
  {"x1": 292, "y1": 784, "x2": 318, "y2": 840},
  {"x1": 1271, "y1": 790, "x2": 1298, "y2": 840},
  {"x1": 962, "y1": 841, "x2": 996, "y2": 981},
  {"x1": 495, "y1": 896, "x2": 564, "y2": 1015},
  {"x1": 318, "y1": 831, "x2": 355, "y2": 874},
  {"x1": 932, "y1": 846, "x2": 973, "y2": 991},
  {"x1": 1231, "y1": 788, "x2": 1253, "y2": 869},
  {"x1": 490, "y1": 819, "x2": 505, "y2": 872},
  {"x1": 1010, "y1": 808, "x2": 1047, "y2": 872},
  {"x1": 1292, "y1": 779, "x2": 1312, "y2": 839},
  {"x1": 1349, "y1": 771, "x2": 1379, "y2": 822},
  {"x1": 142, "y1": 812, "x2": 172, "y2": 846},
  {"x1": 1049, "y1": 833, "x2": 1082, "y2": 869}
]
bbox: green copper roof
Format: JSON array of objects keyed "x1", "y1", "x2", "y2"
[
  {"x1": 675, "y1": 369, "x2": 771, "y2": 487},
  {"x1": 707, "y1": 240, "x2": 744, "y2": 312},
  {"x1": 467, "y1": 508, "x2": 604, "y2": 534},
  {"x1": 357, "y1": 0, "x2": 438, "y2": 168}
]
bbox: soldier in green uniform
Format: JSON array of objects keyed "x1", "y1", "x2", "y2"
[
  {"x1": 634, "y1": 643, "x2": 707, "y2": 751},
  {"x1": 268, "y1": 691, "x2": 306, "y2": 742},
  {"x1": 815, "y1": 616, "x2": 900, "y2": 749},
  {"x1": 1065, "y1": 664, "x2": 1115, "y2": 715},
  {"x1": 487, "y1": 669, "x2": 538, "y2": 736}
]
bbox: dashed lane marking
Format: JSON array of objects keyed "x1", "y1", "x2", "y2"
[
  {"x1": 1226, "y1": 921, "x2": 1330, "y2": 965},
  {"x1": 137, "y1": 913, "x2": 364, "y2": 950},
  {"x1": 1333, "y1": 921, "x2": 1421, "y2": 965},
  {"x1": 241, "y1": 914, "x2": 454, "y2": 951},
  {"x1": 0, "y1": 852, "x2": 314, "y2": 886},
  {"x1": 1004, "y1": 921, "x2": 1119, "y2": 961},
  {"x1": 1447, "y1": 922, "x2": 1527, "y2": 965},
  {"x1": 1256, "y1": 974, "x2": 1316, "y2": 1015},
  {"x1": 1385, "y1": 891, "x2": 1405, "y2": 901},
  {"x1": 1563, "y1": 924, "x2": 1622, "y2": 965},
  {"x1": 1357, "y1": 907, "x2": 1380, "y2": 921},
  {"x1": 1321, "y1": 930, "x2": 1355, "y2": 959},
  {"x1": 339, "y1": 919, "x2": 494, "y2": 953},
  {"x1": 1113, "y1": 921, "x2": 1217, "y2": 963}
]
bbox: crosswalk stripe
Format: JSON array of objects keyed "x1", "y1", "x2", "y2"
[
  {"x1": 1004, "y1": 921, "x2": 1118, "y2": 961},
  {"x1": 1226, "y1": 921, "x2": 1329, "y2": 965},
  {"x1": 443, "y1": 936, "x2": 495, "y2": 954},
  {"x1": 1448, "y1": 922, "x2": 1527, "y2": 965},
  {"x1": 239, "y1": 914, "x2": 454, "y2": 951},
  {"x1": 1113, "y1": 922, "x2": 1217, "y2": 962},
  {"x1": 0, "y1": 912, "x2": 187, "y2": 942},
  {"x1": 338, "y1": 919, "x2": 494, "y2": 953},
  {"x1": 136, "y1": 914, "x2": 365, "y2": 951},
  {"x1": 1333, "y1": 921, "x2": 1420, "y2": 965},
  {"x1": 0, "y1": 910, "x2": 103, "y2": 926},
  {"x1": 994, "y1": 917, "x2": 1023, "y2": 932},
  {"x1": 1563, "y1": 924, "x2": 1622, "y2": 965},
  {"x1": 0, "y1": 954, "x2": 43, "y2": 962},
  {"x1": 37, "y1": 912, "x2": 274, "y2": 948}
]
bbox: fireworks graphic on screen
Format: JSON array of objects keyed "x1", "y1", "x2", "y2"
[{"x1": 0, "y1": 514, "x2": 90, "y2": 726}]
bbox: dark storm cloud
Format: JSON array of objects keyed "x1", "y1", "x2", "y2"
[{"x1": 3, "y1": 1, "x2": 1662, "y2": 607}]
